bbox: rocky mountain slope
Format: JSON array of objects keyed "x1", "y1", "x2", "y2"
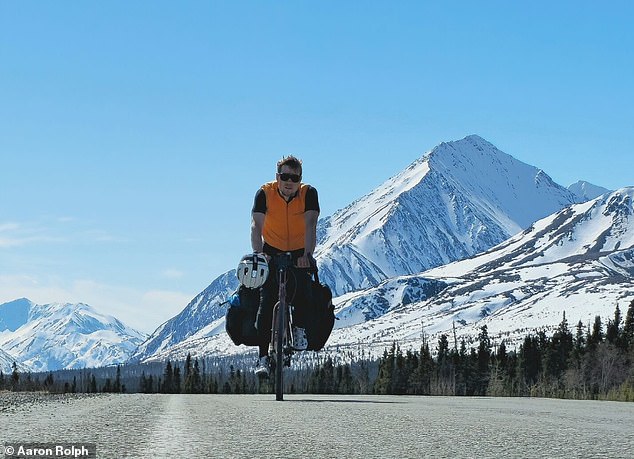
[{"x1": 329, "y1": 187, "x2": 634, "y2": 353}]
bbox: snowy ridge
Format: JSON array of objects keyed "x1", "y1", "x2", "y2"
[
  {"x1": 427, "y1": 187, "x2": 634, "y2": 277},
  {"x1": 0, "y1": 298, "x2": 146, "y2": 372},
  {"x1": 568, "y1": 180, "x2": 610, "y2": 201},
  {"x1": 327, "y1": 187, "x2": 634, "y2": 354}
]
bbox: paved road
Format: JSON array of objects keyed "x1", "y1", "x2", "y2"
[{"x1": 1, "y1": 393, "x2": 633, "y2": 458}]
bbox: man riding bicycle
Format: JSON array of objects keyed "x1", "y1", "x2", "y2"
[{"x1": 250, "y1": 155, "x2": 320, "y2": 377}]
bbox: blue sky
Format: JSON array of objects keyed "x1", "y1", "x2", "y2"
[{"x1": 1, "y1": 1, "x2": 633, "y2": 333}]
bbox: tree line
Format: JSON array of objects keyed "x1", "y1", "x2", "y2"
[
  {"x1": 372, "y1": 300, "x2": 634, "y2": 401},
  {"x1": 3, "y1": 299, "x2": 633, "y2": 401},
  {"x1": 1, "y1": 362, "x2": 127, "y2": 394}
]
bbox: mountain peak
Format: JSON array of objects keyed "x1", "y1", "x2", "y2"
[
  {"x1": 568, "y1": 180, "x2": 611, "y2": 201},
  {"x1": 429, "y1": 134, "x2": 497, "y2": 155},
  {"x1": 459, "y1": 133, "x2": 495, "y2": 147},
  {"x1": 314, "y1": 135, "x2": 581, "y2": 294},
  {"x1": 0, "y1": 298, "x2": 34, "y2": 332}
]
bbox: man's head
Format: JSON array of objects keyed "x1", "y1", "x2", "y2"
[{"x1": 276, "y1": 155, "x2": 302, "y2": 199}]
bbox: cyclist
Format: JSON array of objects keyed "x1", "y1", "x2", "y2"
[{"x1": 250, "y1": 155, "x2": 320, "y2": 376}]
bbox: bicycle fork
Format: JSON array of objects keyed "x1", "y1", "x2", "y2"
[{"x1": 270, "y1": 302, "x2": 295, "y2": 367}]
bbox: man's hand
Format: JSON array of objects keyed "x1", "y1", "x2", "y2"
[{"x1": 296, "y1": 254, "x2": 313, "y2": 269}]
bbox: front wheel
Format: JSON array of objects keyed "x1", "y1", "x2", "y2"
[{"x1": 273, "y1": 300, "x2": 285, "y2": 401}]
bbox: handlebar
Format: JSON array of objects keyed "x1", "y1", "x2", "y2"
[{"x1": 268, "y1": 252, "x2": 317, "y2": 272}]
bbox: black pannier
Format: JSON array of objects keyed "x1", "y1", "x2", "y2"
[
  {"x1": 226, "y1": 270, "x2": 336, "y2": 351},
  {"x1": 225, "y1": 285, "x2": 261, "y2": 346},
  {"x1": 306, "y1": 275, "x2": 335, "y2": 351}
]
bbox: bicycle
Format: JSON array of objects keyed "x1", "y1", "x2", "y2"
[{"x1": 268, "y1": 252, "x2": 310, "y2": 401}]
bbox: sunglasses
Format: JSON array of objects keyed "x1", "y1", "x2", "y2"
[{"x1": 278, "y1": 172, "x2": 302, "y2": 183}]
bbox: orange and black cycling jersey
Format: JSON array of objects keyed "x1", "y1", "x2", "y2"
[{"x1": 252, "y1": 181, "x2": 319, "y2": 254}]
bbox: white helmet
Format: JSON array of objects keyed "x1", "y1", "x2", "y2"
[{"x1": 236, "y1": 253, "x2": 269, "y2": 288}]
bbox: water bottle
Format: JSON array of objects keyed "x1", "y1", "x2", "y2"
[{"x1": 229, "y1": 291, "x2": 241, "y2": 308}]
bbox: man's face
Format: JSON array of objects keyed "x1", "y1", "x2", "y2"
[{"x1": 276, "y1": 165, "x2": 302, "y2": 199}]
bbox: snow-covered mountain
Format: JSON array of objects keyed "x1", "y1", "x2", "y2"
[
  {"x1": 328, "y1": 187, "x2": 634, "y2": 353},
  {"x1": 568, "y1": 180, "x2": 610, "y2": 201},
  {"x1": 316, "y1": 135, "x2": 583, "y2": 295},
  {"x1": 131, "y1": 135, "x2": 594, "y2": 364},
  {"x1": 0, "y1": 298, "x2": 146, "y2": 372}
]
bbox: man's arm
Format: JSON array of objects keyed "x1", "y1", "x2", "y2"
[
  {"x1": 251, "y1": 212, "x2": 265, "y2": 253},
  {"x1": 297, "y1": 209, "x2": 319, "y2": 268},
  {"x1": 304, "y1": 210, "x2": 319, "y2": 256}
]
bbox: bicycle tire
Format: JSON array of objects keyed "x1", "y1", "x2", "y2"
[{"x1": 274, "y1": 298, "x2": 285, "y2": 401}]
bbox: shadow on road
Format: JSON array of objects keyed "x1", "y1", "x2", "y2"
[{"x1": 269, "y1": 398, "x2": 405, "y2": 404}]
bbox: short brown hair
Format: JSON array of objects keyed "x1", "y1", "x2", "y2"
[{"x1": 277, "y1": 155, "x2": 303, "y2": 175}]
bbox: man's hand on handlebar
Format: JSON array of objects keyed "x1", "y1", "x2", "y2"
[{"x1": 296, "y1": 254, "x2": 313, "y2": 269}]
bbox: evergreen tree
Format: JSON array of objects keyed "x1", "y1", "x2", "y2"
[
  {"x1": 140, "y1": 372, "x2": 148, "y2": 393},
  {"x1": 192, "y1": 358, "x2": 202, "y2": 393},
  {"x1": 374, "y1": 346, "x2": 394, "y2": 395},
  {"x1": 437, "y1": 334, "x2": 450, "y2": 367},
  {"x1": 403, "y1": 349, "x2": 418, "y2": 394},
  {"x1": 606, "y1": 304, "x2": 621, "y2": 345},
  {"x1": 232, "y1": 368, "x2": 242, "y2": 394},
  {"x1": 497, "y1": 341, "x2": 508, "y2": 372},
  {"x1": 476, "y1": 325, "x2": 492, "y2": 395},
  {"x1": 222, "y1": 381, "x2": 232, "y2": 394},
  {"x1": 392, "y1": 345, "x2": 408, "y2": 394},
  {"x1": 417, "y1": 343, "x2": 433, "y2": 395},
  {"x1": 185, "y1": 353, "x2": 192, "y2": 382},
  {"x1": 114, "y1": 365, "x2": 122, "y2": 393},
  {"x1": 337, "y1": 364, "x2": 356, "y2": 394},
  {"x1": 504, "y1": 346, "x2": 520, "y2": 396},
  {"x1": 184, "y1": 357, "x2": 203, "y2": 394},
  {"x1": 589, "y1": 316, "x2": 603, "y2": 348},
  {"x1": 622, "y1": 299, "x2": 634, "y2": 350},
  {"x1": 573, "y1": 320, "x2": 586, "y2": 365},
  {"x1": 209, "y1": 375, "x2": 219, "y2": 394},
  {"x1": 174, "y1": 365, "x2": 182, "y2": 393},
  {"x1": 520, "y1": 335, "x2": 541, "y2": 387},
  {"x1": 162, "y1": 361, "x2": 174, "y2": 393},
  {"x1": 435, "y1": 334, "x2": 454, "y2": 395},
  {"x1": 453, "y1": 340, "x2": 469, "y2": 395},
  {"x1": 546, "y1": 312, "x2": 573, "y2": 380},
  {"x1": 319, "y1": 357, "x2": 335, "y2": 393},
  {"x1": 11, "y1": 362, "x2": 19, "y2": 390},
  {"x1": 184, "y1": 365, "x2": 195, "y2": 394},
  {"x1": 465, "y1": 348, "x2": 479, "y2": 395}
]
